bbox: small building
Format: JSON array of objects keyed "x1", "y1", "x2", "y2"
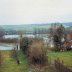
[
  {"x1": 63, "y1": 32, "x2": 72, "y2": 51},
  {"x1": 67, "y1": 32, "x2": 72, "y2": 41}
]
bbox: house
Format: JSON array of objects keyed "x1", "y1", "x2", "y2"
[
  {"x1": 63, "y1": 32, "x2": 72, "y2": 51},
  {"x1": 67, "y1": 32, "x2": 72, "y2": 41}
]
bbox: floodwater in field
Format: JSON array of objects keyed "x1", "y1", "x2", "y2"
[
  {"x1": 1, "y1": 34, "x2": 50, "y2": 50},
  {"x1": 0, "y1": 45, "x2": 14, "y2": 50},
  {"x1": 4, "y1": 34, "x2": 35, "y2": 39}
]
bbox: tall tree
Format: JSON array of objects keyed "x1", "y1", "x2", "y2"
[
  {"x1": 0, "y1": 27, "x2": 5, "y2": 38},
  {"x1": 49, "y1": 23, "x2": 65, "y2": 51}
]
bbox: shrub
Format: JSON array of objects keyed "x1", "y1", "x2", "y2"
[
  {"x1": 20, "y1": 37, "x2": 32, "y2": 55},
  {"x1": 28, "y1": 39, "x2": 48, "y2": 65}
]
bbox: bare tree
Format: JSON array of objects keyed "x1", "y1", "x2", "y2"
[
  {"x1": 0, "y1": 27, "x2": 5, "y2": 39},
  {"x1": 49, "y1": 23, "x2": 65, "y2": 51}
]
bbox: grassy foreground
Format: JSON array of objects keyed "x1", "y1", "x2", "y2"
[
  {"x1": 0, "y1": 50, "x2": 57, "y2": 72},
  {"x1": 1, "y1": 50, "x2": 71, "y2": 72},
  {"x1": 48, "y1": 51, "x2": 72, "y2": 69},
  {"x1": 1, "y1": 50, "x2": 29, "y2": 72}
]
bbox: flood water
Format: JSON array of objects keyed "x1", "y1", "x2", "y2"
[
  {"x1": 0, "y1": 45, "x2": 14, "y2": 50},
  {"x1": 0, "y1": 34, "x2": 49, "y2": 50},
  {"x1": 4, "y1": 34, "x2": 35, "y2": 39}
]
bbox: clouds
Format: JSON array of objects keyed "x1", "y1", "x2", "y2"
[
  {"x1": 0, "y1": 0, "x2": 16, "y2": 24},
  {"x1": 0, "y1": 0, "x2": 72, "y2": 25}
]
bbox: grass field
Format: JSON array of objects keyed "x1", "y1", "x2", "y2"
[
  {"x1": 0, "y1": 50, "x2": 29, "y2": 72},
  {"x1": 0, "y1": 50, "x2": 57, "y2": 72},
  {"x1": 48, "y1": 51, "x2": 72, "y2": 69},
  {"x1": 1, "y1": 50, "x2": 72, "y2": 72}
]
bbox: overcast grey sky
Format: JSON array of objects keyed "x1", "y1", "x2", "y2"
[{"x1": 0, "y1": 0, "x2": 72, "y2": 25}]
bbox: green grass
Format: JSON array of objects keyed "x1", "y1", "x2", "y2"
[
  {"x1": 1, "y1": 50, "x2": 29, "y2": 72},
  {"x1": 0, "y1": 50, "x2": 56, "y2": 72},
  {"x1": 48, "y1": 51, "x2": 72, "y2": 69},
  {"x1": 2, "y1": 50, "x2": 71, "y2": 72}
]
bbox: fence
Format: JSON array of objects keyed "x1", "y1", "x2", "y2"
[{"x1": 54, "y1": 59, "x2": 72, "y2": 72}]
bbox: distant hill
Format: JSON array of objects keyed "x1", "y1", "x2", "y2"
[
  {"x1": 1, "y1": 24, "x2": 50, "y2": 32},
  {"x1": 0, "y1": 22, "x2": 72, "y2": 34},
  {"x1": 63, "y1": 22, "x2": 72, "y2": 28},
  {"x1": 66, "y1": 26, "x2": 72, "y2": 31}
]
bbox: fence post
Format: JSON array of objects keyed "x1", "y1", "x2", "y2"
[
  {"x1": 0, "y1": 51, "x2": 3, "y2": 72},
  {"x1": 0, "y1": 51, "x2": 2, "y2": 67},
  {"x1": 54, "y1": 58, "x2": 72, "y2": 72}
]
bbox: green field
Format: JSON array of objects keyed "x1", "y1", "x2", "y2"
[
  {"x1": 1, "y1": 50, "x2": 72, "y2": 72},
  {"x1": 0, "y1": 50, "x2": 56, "y2": 72},
  {"x1": 0, "y1": 51, "x2": 29, "y2": 72},
  {"x1": 48, "y1": 51, "x2": 72, "y2": 69}
]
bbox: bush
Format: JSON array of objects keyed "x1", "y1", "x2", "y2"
[
  {"x1": 28, "y1": 39, "x2": 48, "y2": 65},
  {"x1": 20, "y1": 37, "x2": 32, "y2": 55}
]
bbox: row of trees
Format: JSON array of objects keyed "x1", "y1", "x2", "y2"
[
  {"x1": 0, "y1": 27, "x2": 5, "y2": 38},
  {"x1": 33, "y1": 23, "x2": 66, "y2": 51}
]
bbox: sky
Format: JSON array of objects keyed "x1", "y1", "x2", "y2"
[{"x1": 0, "y1": 0, "x2": 72, "y2": 25}]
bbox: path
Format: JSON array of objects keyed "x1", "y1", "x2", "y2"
[{"x1": 28, "y1": 64, "x2": 56, "y2": 72}]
